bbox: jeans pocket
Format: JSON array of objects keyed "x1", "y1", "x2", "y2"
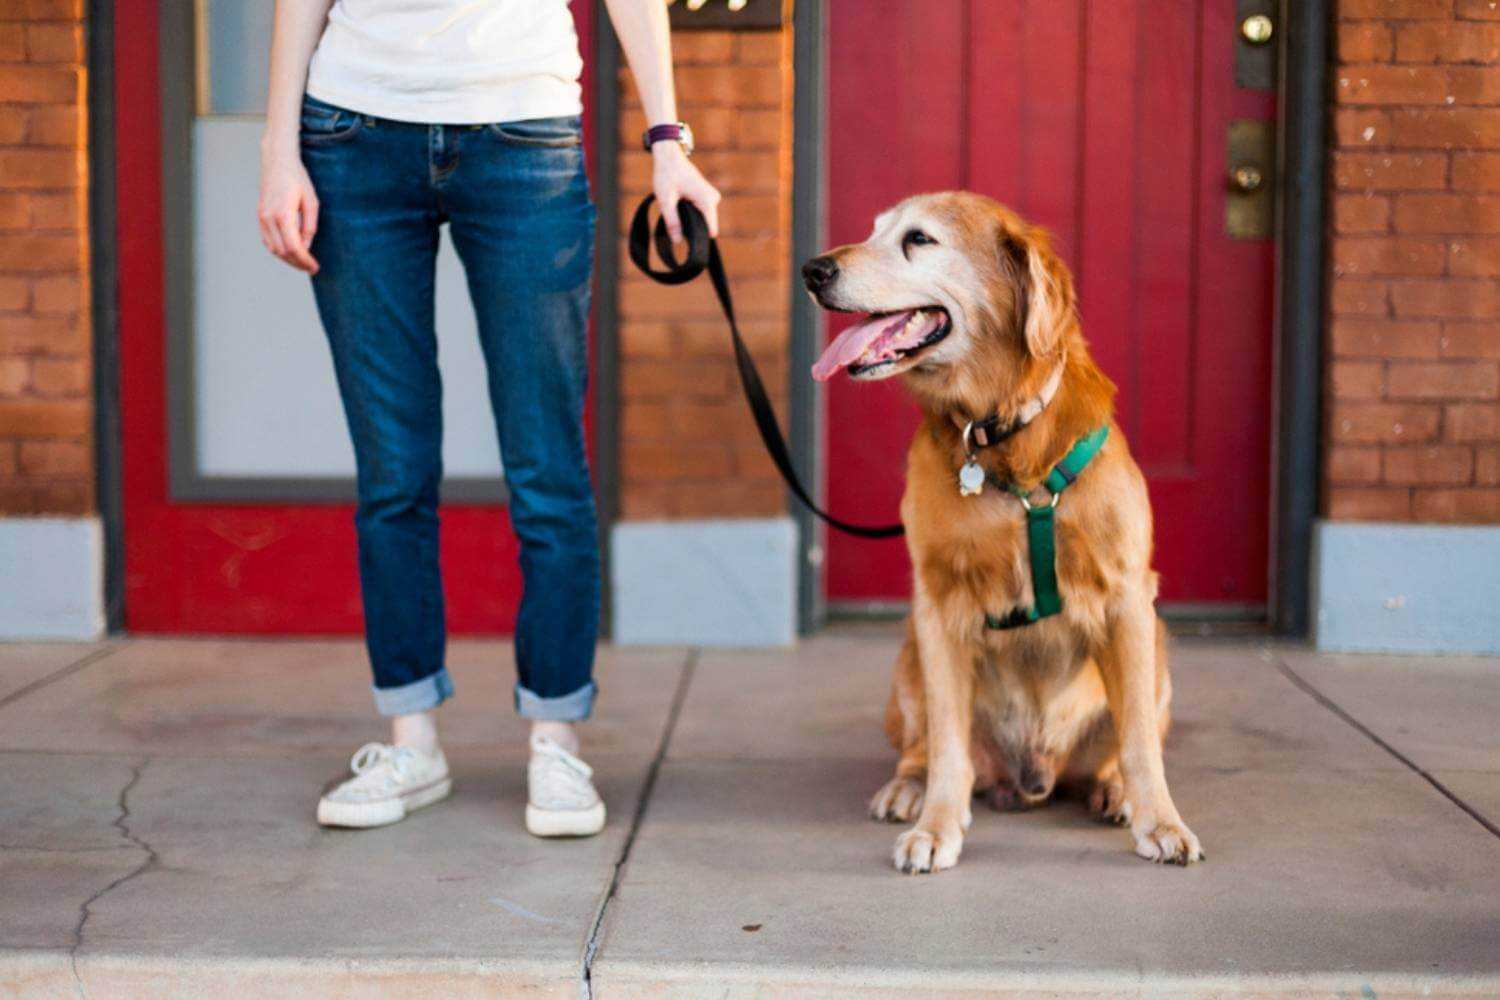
[
  {"x1": 301, "y1": 99, "x2": 364, "y2": 146},
  {"x1": 487, "y1": 115, "x2": 583, "y2": 148}
]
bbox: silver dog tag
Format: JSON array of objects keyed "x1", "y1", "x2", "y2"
[{"x1": 958, "y1": 461, "x2": 985, "y2": 497}]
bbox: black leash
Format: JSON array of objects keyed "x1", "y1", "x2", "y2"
[{"x1": 627, "y1": 196, "x2": 904, "y2": 539}]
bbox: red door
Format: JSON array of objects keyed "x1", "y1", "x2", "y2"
[
  {"x1": 824, "y1": 1, "x2": 1274, "y2": 610},
  {"x1": 114, "y1": 1, "x2": 597, "y2": 633}
]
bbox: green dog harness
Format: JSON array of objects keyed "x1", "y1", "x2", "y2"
[{"x1": 981, "y1": 426, "x2": 1109, "y2": 630}]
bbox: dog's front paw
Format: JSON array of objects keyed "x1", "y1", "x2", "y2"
[
  {"x1": 1130, "y1": 815, "x2": 1204, "y2": 866},
  {"x1": 893, "y1": 821, "x2": 964, "y2": 874},
  {"x1": 870, "y1": 776, "x2": 925, "y2": 822}
]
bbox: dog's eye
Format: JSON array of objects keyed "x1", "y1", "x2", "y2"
[{"x1": 903, "y1": 229, "x2": 937, "y2": 252}]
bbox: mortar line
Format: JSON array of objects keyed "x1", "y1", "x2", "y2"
[
  {"x1": 0, "y1": 645, "x2": 122, "y2": 714},
  {"x1": 1268, "y1": 650, "x2": 1500, "y2": 841},
  {"x1": 579, "y1": 648, "x2": 699, "y2": 999}
]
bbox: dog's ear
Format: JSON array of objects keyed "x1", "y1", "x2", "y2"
[{"x1": 1001, "y1": 227, "x2": 1073, "y2": 357}]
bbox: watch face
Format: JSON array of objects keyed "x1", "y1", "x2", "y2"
[{"x1": 678, "y1": 123, "x2": 695, "y2": 155}]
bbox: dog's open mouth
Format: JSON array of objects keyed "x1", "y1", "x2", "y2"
[{"x1": 811, "y1": 308, "x2": 952, "y2": 382}]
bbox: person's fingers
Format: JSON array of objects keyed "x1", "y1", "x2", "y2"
[
  {"x1": 257, "y1": 212, "x2": 279, "y2": 256},
  {"x1": 263, "y1": 208, "x2": 288, "y2": 259},
  {"x1": 701, "y1": 188, "x2": 722, "y2": 238},
  {"x1": 661, "y1": 192, "x2": 684, "y2": 244},
  {"x1": 276, "y1": 210, "x2": 317, "y2": 273},
  {"x1": 300, "y1": 194, "x2": 319, "y2": 249}
]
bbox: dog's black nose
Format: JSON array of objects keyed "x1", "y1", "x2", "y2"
[{"x1": 802, "y1": 255, "x2": 839, "y2": 291}]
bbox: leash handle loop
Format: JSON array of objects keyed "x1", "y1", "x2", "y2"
[{"x1": 627, "y1": 195, "x2": 904, "y2": 540}]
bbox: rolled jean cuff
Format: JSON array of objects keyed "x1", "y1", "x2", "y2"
[
  {"x1": 372, "y1": 668, "x2": 454, "y2": 716},
  {"x1": 515, "y1": 681, "x2": 595, "y2": 722}
]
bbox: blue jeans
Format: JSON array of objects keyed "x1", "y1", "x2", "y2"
[{"x1": 301, "y1": 94, "x2": 599, "y2": 721}]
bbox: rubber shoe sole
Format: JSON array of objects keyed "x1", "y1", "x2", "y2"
[
  {"x1": 526, "y1": 800, "x2": 606, "y2": 838},
  {"x1": 317, "y1": 777, "x2": 452, "y2": 829}
]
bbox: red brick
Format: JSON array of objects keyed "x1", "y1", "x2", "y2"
[
  {"x1": 0, "y1": 193, "x2": 26, "y2": 231},
  {"x1": 24, "y1": 104, "x2": 79, "y2": 146},
  {"x1": 24, "y1": 23, "x2": 81, "y2": 63},
  {"x1": 674, "y1": 65, "x2": 782, "y2": 108},
  {"x1": 1328, "y1": 446, "x2": 1384, "y2": 484},
  {"x1": 0, "y1": 481, "x2": 92, "y2": 516},
  {"x1": 27, "y1": 190, "x2": 80, "y2": 229},
  {"x1": 619, "y1": 272, "x2": 784, "y2": 320},
  {"x1": 1396, "y1": 22, "x2": 1500, "y2": 63},
  {"x1": 1475, "y1": 444, "x2": 1500, "y2": 483},
  {"x1": 1334, "y1": 108, "x2": 1392, "y2": 147},
  {"x1": 1394, "y1": 193, "x2": 1500, "y2": 232},
  {"x1": 623, "y1": 441, "x2": 734, "y2": 481},
  {"x1": 0, "y1": 148, "x2": 80, "y2": 189},
  {"x1": 1412, "y1": 488, "x2": 1500, "y2": 520},
  {"x1": 17, "y1": 439, "x2": 89, "y2": 476},
  {"x1": 1440, "y1": 321, "x2": 1500, "y2": 356},
  {"x1": 1331, "y1": 360, "x2": 1386, "y2": 399},
  {"x1": 30, "y1": 275, "x2": 80, "y2": 314},
  {"x1": 1446, "y1": 402, "x2": 1500, "y2": 440},
  {"x1": 29, "y1": 356, "x2": 87, "y2": 395},
  {"x1": 1390, "y1": 108, "x2": 1500, "y2": 149},
  {"x1": 1333, "y1": 195, "x2": 1393, "y2": 234},
  {"x1": 1332, "y1": 236, "x2": 1446, "y2": 276},
  {"x1": 0, "y1": 26, "x2": 26, "y2": 61},
  {"x1": 1329, "y1": 401, "x2": 1442, "y2": 443},
  {"x1": 1341, "y1": 0, "x2": 1453, "y2": 15},
  {"x1": 1336, "y1": 65, "x2": 1450, "y2": 105},
  {"x1": 1326, "y1": 487, "x2": 1413, "y2": 522},
  {"x1": 0, "y1": 357, "x2": 28, "y2": 396},
  {"x1": 1332, "y1": 319, "x2": 1442, "y2": 358},
  {"x1": 0, "y1": 275, "x2": 29, "y2": 310},
  {"x1": 1330, "y1": 279, "x2": 1392, "y2": 317},
  {"x1": 1450, "y1": 66, "x2": 1500, "y2": 104},
  {"x1": 734, "y1": 33, "x2": 784, "y2": 66},
  {"x1": 1334, "y1": 152, "x2": 1447, "y2": 191},
  {"x1": 1459, "y1": 0, "x2": 1500, "y2": 18},
  {"x1": 1338, "y1": 22, "x2": 1394, "y2": 63},
  {"x1": 736, "y1": 109, "x2": 782, "y2": 150},
  {"x1": 1387, "y1": 360, "x2": 1499, "y2": 398},
  {"x1": 0, "y1": 314, "x2": 81, "y2": 354},
  {"x1": 1383, "y1": 444, "x2": 1475, "y2": 484},
  {"x1": 0, "y1": 112, "x2": 26, "y2": 145},
  {"x1": 0, "y1": 399, "x2": 88, "y2": 437},
  {"x1": 0, "y1": 233, "x2": 82, "y2": 272},
  {"x1": 24, "y1": 0, "x2": 85, "y2": 18},
  {"x1": 1391, "y1": 280, "x2": 1500, "y2": 319},
  {"x1": 1449, "y1": 237, "x2": 1500, "y2": 274},
  {"x1": 0, "y1": 443, "x2": 14, "y2": 479},
  {"x1": 620, "y1": 359, "x2": 734, "y2": 400},
  {"x1": 0, "y1": 65, "x2": 79, "y2": 104},
  {"x1": 671, "y1": 32, "x2": 733, "y2": 65}
]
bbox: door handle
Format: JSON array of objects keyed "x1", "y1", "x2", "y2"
[{"x1": 1225, "y1": 120, "x2": 1274, "y2": 240}]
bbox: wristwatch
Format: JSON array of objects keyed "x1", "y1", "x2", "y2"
[{"x1": 642, "y1": 122, "x2": 694, "y2": 156}]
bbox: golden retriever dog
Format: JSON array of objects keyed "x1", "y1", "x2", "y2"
[{"x1": 802, "y1": 191, "x2": 1202, "y2": 873}]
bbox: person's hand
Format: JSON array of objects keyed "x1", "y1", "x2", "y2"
[
  {"x1": 652, "y1": 140, "x2": 721, "y2": 243},
  {"x1": 257, "y1": 149, "x2": 320, "y2": 274}
]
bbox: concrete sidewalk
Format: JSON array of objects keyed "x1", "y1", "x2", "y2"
[{"x1": 0, "y1": 630, "x2": 1496, "y2": 998}]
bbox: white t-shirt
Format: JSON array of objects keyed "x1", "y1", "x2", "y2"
[{"x1": 305, "y1": 0, "x2": 584, "y2": 125}]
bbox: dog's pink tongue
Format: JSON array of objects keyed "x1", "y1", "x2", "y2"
[{"x1": 811, "y1": 311, "x2": 914, "y2": 382}]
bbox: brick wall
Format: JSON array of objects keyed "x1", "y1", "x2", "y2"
[
  {"x1": 1328, "y1": 0, "x2": 1500, "y2": 523},
  {"x1": 0, "y1": 0, "x2": 91, "y2": 515},
  {"x1": 615, "y1": 27, "x2": 792, "y2": 519}
]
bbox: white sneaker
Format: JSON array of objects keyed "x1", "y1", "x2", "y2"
[
  {"x1": 526, "y1": 733, "x2": 606, "y2": 838},
  {"x1": 317, "y1": 742, "x2": 452, "y2": 829}
]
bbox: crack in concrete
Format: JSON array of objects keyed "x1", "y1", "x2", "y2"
[
  {"x1": 1265, "y1": 647, "x2": 1500, "y2": 841},
  {"x1": 578, "y1": 649, "x2": 699, "y2": 1000},
  {"x1": 0, "y1": 646, "x2": 121, "y2": 714},
  {"x1": 68, "y1": 756, "x2": 158, "y2": 998}
]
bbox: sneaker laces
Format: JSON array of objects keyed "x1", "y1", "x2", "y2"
[
  {"x1": 529, "y1": 735, "x2": 597, "y2": 810},
  {"x1": 344, "y1": 742, "x2": 417, "y2": 795}
]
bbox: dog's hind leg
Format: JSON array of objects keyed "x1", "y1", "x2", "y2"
[{"x1": 871, "y1": 624, "x2": 928, "y2": 822}]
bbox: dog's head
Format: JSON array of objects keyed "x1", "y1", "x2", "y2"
[{"x1": 803, "y1": 191, "x2": 1076, "y2": 414}]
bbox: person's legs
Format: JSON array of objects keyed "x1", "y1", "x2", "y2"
[
  {"x1": 302, "y1": 100, "x2": 453, "y2": 725},
  {"x1": 443, "y1": 117, "x2": 603, "y2": 836},
  {"x1": 443, "y1": 117, "x2": 600, "y2": 727}
]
